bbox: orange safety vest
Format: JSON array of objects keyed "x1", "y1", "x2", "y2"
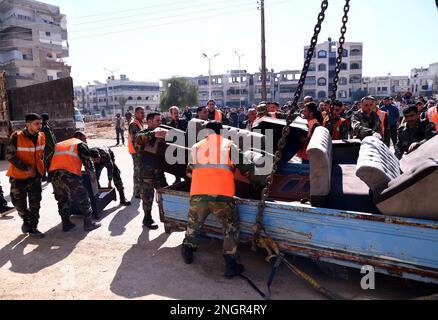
[
  {"x1": 49, "y1": 138, "x2": 83, "y2": 176},
  {"x1": 427, "y1": 107, "x2": 438, "y2": 131},
  {"x1": 215, "y1": 110, "x2": 223, "y2": 123},
  {"x1": 128, "y1": 119, "x2": 144, "y2": 155},
  {"x1": 7, "y1": 131, "x2": 45, "y2": 179},
  {"x1": 297, "y1": 119, "x2": 319, "y2": 161},
  {"x1": 323, "y1": 116, "x2": 346, "y2": 140},
  {"x1": 376, "y1": 109, "x2": 388, "y2": 135},
  {"x1": 190, "y1": 134, "x2": 235, "y2": 198}
]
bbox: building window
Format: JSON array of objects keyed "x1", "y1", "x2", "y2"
[
  {"x1": 350, "y1": 76, "x2": 361, "y2": 84},
  {"x1": 339, "y1": 77, "x2": 348, "y2": 85},
  {"x1": 45, "y1": 31, "x2": 51, "y2": 37},
  {"x1": 137, "y1": 97, "x2": 142, "y2": 100},
  {"x1": 351, "y1": 63, "x2": 361, "y2": 70},
  {"x1": 338, "y1": 90, "x2": 347, "y2": 99},
  {"x1": 318, "y1": 50, "x2": 327, "y2": 58},
  {"x1": 305, "y1": 76, "x2": 316, "y2": 85},
  {"x1": 128, "y1": 97, "x2": 133, "y2": 100},
  {"x1": 340, "y1": 63, "x2": 348, "y2": 71},
  {"x1": 308, "y1": 64, "x2": 316, "y2": 72},
  {"x1": 318, "y1": 64, "x2": 327, "y2": 72},
  {"x1": 342, "y1": 49, "x2": 348, "y2": 57},
  {"x1": 317, "y1": 77, "x2": 327, "y2": 86},
  {"x1": 318, "y1": 91, "x2": 327, "y2": 99},
  {"x1": 351, "y1": 48, "x2": 362, "y2": 56},
  {"x1": 48, "y1": 76, "x2": 54, "y2": 81}
]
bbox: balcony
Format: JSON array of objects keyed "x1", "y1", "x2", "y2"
[{"x1": 41, "y1": 59, "x2": 67, "y2": 69}]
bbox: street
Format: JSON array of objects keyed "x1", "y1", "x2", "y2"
[{"x1": 0, "y1": 139, "x2": 436, "y2": 300}]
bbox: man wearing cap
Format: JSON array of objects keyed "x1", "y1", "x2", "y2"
[
  {"x1": 41, "y1": 113, "x2": 57, "y2": 182},
  {"x1": 90, "y1": 146, "x2": 131, "y2": 207},
  {"x1": 380, "y1": 97, "x2": 401, "y2": 147},
  {"x1": 6, "y1": 113, "x2": 45, "y2": 238},
  {"x1": 395, "y1": 105, "x2": 437, "y2": 159},
  {"x1": 49, "y1": 131, "x2": 101, "y2": 232}
]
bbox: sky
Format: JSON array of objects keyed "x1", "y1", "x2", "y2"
[{"x1": 45, "y1": 0, "x2": 438, "y2": 87}]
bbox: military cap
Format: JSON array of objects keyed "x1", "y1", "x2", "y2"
[{"x1": 25, "y1": 113, "x2": 42, "y2": 123}]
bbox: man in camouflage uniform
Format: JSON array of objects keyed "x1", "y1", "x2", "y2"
[
  {"x1": 0, "y1": 184, "x2": 14, "y2": 217},
  {"x1": 129, "y1": 107, "x2": 145, "y2": 198},
  {"x1": 181, "y1": 121, "x2": 257, "y2": 278},
  {"x1": 352, "y1": 96, "x2": 383, "y2": 141},
  {"x1": 135, "y1": 112, "x2": 168, "y2": 229},
  {"x1": 90, "y1": 146, "x2": 131, "y2": 206},
  {"x1": 323, "y1": 100, "x2": 349, "y2": 140},
  {"x1": 257, "y1": 101, "x2": 288, "y2": 120},
  {"x1": 6, "y1": 113, "x2": 45, "y2": 238},
  {"x1": 41, "y1": 113, "x2": 57, "y2": 182},
  {"x1": 395, "y1": 105, "x2": 437, "y2": 159},
  {"x1": 49, "y1": 132, "x2": 101, "y2": 232}
]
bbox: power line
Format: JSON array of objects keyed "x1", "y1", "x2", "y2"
[
  {"x1": 69, "y1": 0, "x2": 258, "y2": 34},
  {"x1": 70, "y1": 0, "x2": 291, "y2": 41},
  {"x1": 70, "y1": 0, "x2": 237, "y2": 27}
]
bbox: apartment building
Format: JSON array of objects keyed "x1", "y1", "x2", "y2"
[
  {"x1": 304, "y1": 39, "x2": 363, "y2": 102},
  {"x1": 0, "y1": 0, "x2": 70, "y2": 88},
  {"x1": 75, "y1": 75, "x2": 161, "y2": 116},
  {"x1": 362, "y1": 75, "x2": 410, "y2": 98},
  {"x1": 410, "y1": 62, "x2": 438, "y2": 97}
]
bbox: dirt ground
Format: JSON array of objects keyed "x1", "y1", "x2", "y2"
[{"x1": 0, "y1": 136, "x2": 437, "y2": 300}]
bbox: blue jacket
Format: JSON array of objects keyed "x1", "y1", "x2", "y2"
[{"x1": 380, "y1": 104, "x2": 400, "y2": 126}]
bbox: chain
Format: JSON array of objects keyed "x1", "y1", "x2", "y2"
[
  {"x1": 331, "y1": 0, "x2": 351, "y2": 101},
  {"x1": 253, "y1": 0, "x2": 329, "y2": 245}
]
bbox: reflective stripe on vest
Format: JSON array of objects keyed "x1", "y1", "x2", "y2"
[
  {"x1": 49, "y1": 138, "x2": 83, "y2": 176},
  {"x1": 427, "y1": 107, "x2": 438, "y2": 131},
  {"x1": 215, "y1": 110, "x2": 223, "y2": 123},
  {"x1": 128, "y1": 119, "x2": 144, "y2": 154},
  {"x1": 378, "y1": 110, "x2": 387, "y2": 135},
  {"x1": 190, "y1": 135, "x2": 235, "y2": 198},
  {"x1": 7, "y1": 131, "x2": 45, "y2": 179},
  {"x1": 323, "y1": 117, "x2": 346, "y2": 140}
]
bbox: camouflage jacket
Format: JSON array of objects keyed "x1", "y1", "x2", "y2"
[
  {"x1": 129, "y1": 119, "x2": 143, "y2": 148},
  {"x1": 6, "y1": 128, "x2": 41, "y2": 173},
  {"x1": 135, "y1": 128, "x2": 158, "y2": 176},
  {"x1": 352, "y1": 110, "x2": 382, "y2": 140},
  {"x1": 323, "y1": 116, "x2": 349, "y2": 140},
  {"x1": 394, "y1": 120, "x2": 437, "y2": 159},
  {"x1": 41, "y1": 122, "x2": 57, "y2": 157},
  {"x1": 93, "y1": 146, "x2": 116, "y2": 180}
]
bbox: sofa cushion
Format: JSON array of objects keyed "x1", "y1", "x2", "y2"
[
  {"x1": 375, "y1": 159, "x2": 438, "y2": 220},
  {"x1": 400, "y1": 135, "x2": 438, "y2": 173},
  {"x1": 307, "y1": 126, "x2": 332, "y2": 198},
  {"x1": 355, "y1": 136, "x2": 401, "y2": 195}
]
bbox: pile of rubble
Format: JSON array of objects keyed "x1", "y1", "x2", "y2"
[{"x1": 85, "y1": 120, "x2": 126, "y2": 140}]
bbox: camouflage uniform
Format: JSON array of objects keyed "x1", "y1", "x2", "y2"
[
  {"x1": 92, "y1": 146, "x2": 124, "y2": 191},
  {"x1": 129, "y1": 121, "x2": 142, "y2": 197},
  {"x1": 6, "y1": 129, "x2": 43, "y2": 228},
  {"x1": 50, "y1": 142, "x2": 95, "y2": 220},
  {"x1": 395, "y1": 119, "x2": 437, "y2": 159},
  {"x1": 135, "y1": 129, "x2": 168, "y2": 224},
  {"x1": 323, "y1": 116, "x2": 349, "y2": 140},
  {"x1": 183, "y1": 142, "x2": 255, "y2": 258},
  {"x1": 41, "y1": 121, "x2": 57, "y2": 177},
  {"x1": 352, "y1": 110, "x2": 382, "y2": 141}
]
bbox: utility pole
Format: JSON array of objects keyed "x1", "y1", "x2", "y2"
[
  {"x1": 260, "y1": 0, "x2": 267, "y2": 101},
  {"x1": 104, "y1": 67, "x2": 119, "y2": 116},
  {"x1": 235, "y1": 51, "x2": 244, "y2": 109},
  {"x1": 202, "y1": 53, "x2": 220, "y2": 100}
]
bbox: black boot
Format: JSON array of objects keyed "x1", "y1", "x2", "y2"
[
  {"x1": 0, "y1": 205, "x2": 15, "y2": 217},
  {"x1": 119, "y1": 191, "x2": 131, "y2": 206},
  {"x1": 21, "y1": 221, "x2": 32, "y2": 234},
  {"x1": 29, "y1": 227, "x2": 45, "y2": 239},
  {"x1": 142, "y1": 214, "x2": 158, "y2": 230},
  {"x1": 181, "y1": 244, "x2": 194, "y2": 264},
  {"x1": 223, "y1": 255, "x2": 245, "y2": 278},
  {"x1": 84, "y1": 217, "x2": 101, "y2": 232},
  {"x1": 62, "y1": 216, "x2": 76, "y2": 232}
]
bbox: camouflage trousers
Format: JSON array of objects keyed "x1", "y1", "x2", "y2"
[
  {"x1": 96, "y1": 163, "x2": 124, "y2": 193},
  {"x1": 0, "y1": 184, "x2": 8, "y2": 207},
  {"x1": 51, "y1": 171, "x2": 93, "y2": 219},
  {"x1": 183, "y1": 197, "x2": 240, "y2": 257},
  {"x1": 10, "y1": 178, "x2": 42, "y2": 226},
  {"x1": 132, "y1": 154, "x2": 141, "y2": 197},
  {"x1": 139, "y1": 171, "x2": 168, "y2": 220}
]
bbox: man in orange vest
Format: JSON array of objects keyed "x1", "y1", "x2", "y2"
[
  {"x1": 128, "y1": 107, "x2": 145, "y2": 198},
  {"x1": 322, "y1": 100, "x2": 349, "y2": 140},
  {"x1": 426, "y1": 104, "x2": 438, "y2": 132},
  {"x1": 6, "y1": 113, "x2": 45, "y2": 238},
  {"x1": 207, "y1": 99, "x2": 229, "y2": 124},
  {"x1": 181, "y1": 121, "x2": 256, "y2": 278},
  {"x1": 370, "y1": 96, "x2": 390, "y2": 147},
  {"x1": 49, "y1": 131, "x2": 101, "y2": 232}
]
